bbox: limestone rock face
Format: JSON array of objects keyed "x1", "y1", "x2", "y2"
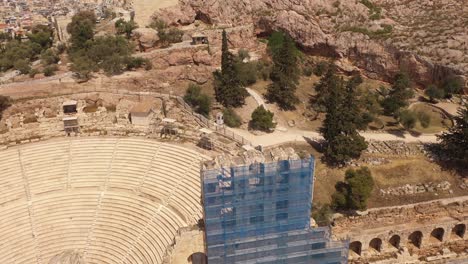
[
  {"x1": 155, "y1": 0, "x2": 465, "y2": 86},
  {"x1": 132, "y1": 28, "x2": 159, "y2": 51}
]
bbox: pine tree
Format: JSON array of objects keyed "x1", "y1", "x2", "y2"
[
  {"x1": 266, "y1": 32, "x2": 299, "y2": 110},
  {"x1": 311, "y1": 64, "x2": 338, "y2": 113},
  {"x1": 320, "y1": 70, "x2": 368, "y2": 164},
  {"x1": 437, "y1": 103, "x2": 468, "y2": 164},
  {"x1": 381, "y1": 72, "x2": 414, "y2": 116},
  {"x1": 213, "y1": 30, "x2": 247, "y2": 107}
]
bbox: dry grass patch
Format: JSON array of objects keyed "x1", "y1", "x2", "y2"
[{"x1": 370, "y1": 157, "x2": 449, "y2": 188}]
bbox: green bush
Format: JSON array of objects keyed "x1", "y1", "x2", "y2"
[
  {"x1": 70, "y1": 56, "x2": 97, "y2": 81},
  {"x1": 303, "y1": 65, "x2": 313, "y2": 77},
  {"x1": 125, "y1": 57, "x2": 152, "y2": 71},
  {"x1": 399, "y1": 109, "x2": 417, "y2": 130},
  {"x1": 417, "y1": 111, "x2": 431, "y2": 128},
  {"x1": 250, "y1": 106, "x2": 275, "y2": 132},
  {"x1": 311, "y1": 203, "x2": 333, "y2": 226},
  {"x1": 184, "y1": 84, "x2": 212, "y2": 117},
  {"x1": 43, "y1": 65, "x2": 58, "y2": 77},
  {"x1": 313, "y1": 61, "x2": 329, "y2": 76},
  {"x1": 56, "y1": 43, "x2": 67, "y2": 54},
  {"x1": 14, "y1": 59, "x2": 31, "y2": 74},
  {"x1": 332, "y1": 167, "x2": 374, "y2": 211},
  {"x1": 425, "y1": 85, "x2": 445, "y2": 102},
  {"x1": 29, "y1": 69, "x2": 39, "y2": 78},
  {"x1": 223, "y1": 108, "x2": 242, "y2": 128},
  {"x1": 442, "y1": 77, "x2": 463, "y2": 98},
  {"x1": 236, "y1": 61, "x2": 258, "y2": 86},
  {"x1": 0, "y1": 95, "x2": 11, "y2": 120},
  {"x1": 115, "y1": 19, "x2": 138, "y2": 39},
  {"x1": 41, "y1": 49, "x2": 59, "y2": 66},
  {"x1": 237, "y1": 49, "x2": 250, "y2": 61}
]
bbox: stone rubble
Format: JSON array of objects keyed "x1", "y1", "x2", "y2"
[{"x1": 379, "y1": 181, "x2": 452, "y2": 196}]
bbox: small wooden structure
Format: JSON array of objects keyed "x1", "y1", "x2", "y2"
[
  {"x1": 216, "y1": 112, "x2": 224, "y2": 125},
  {"x1": 63, "y1": 100, "x2": 77, "y2": 114},
  {"x1": 191, "y1": 32, "x2": 208, "y2": 45},
  {"x1": 63, "y1": 116, "x2": 79, "y2": 134},
  {"x1": 130, "y1": 101, "x2": 153, "y2": 126}
]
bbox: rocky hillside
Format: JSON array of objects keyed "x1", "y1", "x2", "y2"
[{"x1": 155, "y1": 0, "x2": 466, "y2": 88}]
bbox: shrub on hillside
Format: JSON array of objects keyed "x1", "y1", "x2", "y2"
[
  {"x1": 184, "y1": 84, "x2": 212, "y2": 117},
  {"x1": 332, "y1": 167, "x2": 374, "y2": 211},
  {"x1": 14, "y1": 59, "x2": 31, "y2": 74},
  {"x1": 399, "y1": 109, "x2": 417, "y2": 130},
  {"x1": 249, "y1": 106, "x2": 275, "y2": 132},
  {"x1": 43, "y1": 65, "x2": 58, "y2": 77},
  {"x1": 417, "y1": 111, "x2": 431, "y2": 128},
  {"x1": 0, "y1": 95, "x2": 12, "y2": 120},
  {"x1": 223, "y1": 108, "x2": 242, "y2": 128},
  {"x1": 425, "y1": 85, "x2": 445, "y2": 103}
]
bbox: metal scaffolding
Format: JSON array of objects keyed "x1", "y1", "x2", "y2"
[{"x1": 202, "y1": 158, "x2": 349, "y2": 264}]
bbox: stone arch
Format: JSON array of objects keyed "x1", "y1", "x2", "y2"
[
  {"x1": 430, "y1": 227, "x2": 445, "y2": 242},
  {"x1": 349, "y1": 241, "x2": 362, "y2": 256},
  {"x1": 195, "y1": 11, "x2": 212, "y2": 25},
  {"x1": 369, "y1": 238, "x2": 382, "y2": 253},
  {"x1": 408, "y1": 231, "x2": 423, "y2": 248},
  {"x1": 389, "y1": 234, "x2": 401, "y2": 249},
  {"x1": 451, "y1": 224, "x2": 466, "y2": 239}
]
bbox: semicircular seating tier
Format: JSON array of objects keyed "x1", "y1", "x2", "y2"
[{"x1": 0, "y1": 137, "x2": 208, "y2": 264}]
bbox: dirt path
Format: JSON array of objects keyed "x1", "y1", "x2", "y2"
[
  {"x1": 229, "y1": 127, "x2": 438, "y2": 147},
  {"x1": 241, "y1": 89, "x2": 440, "y2": 146},
  {"x1": 246, "y1": 87, "x2": 268, "y2": 110}
]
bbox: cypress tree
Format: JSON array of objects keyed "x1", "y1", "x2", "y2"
[
  {"x1": 266, "y1": 32, "x2": 299, "y2": 110},
  {"x1": 381, "y1": 72, "x2": 414, "y2": 116},
  {"x1": 213, "y1": 30, "x2": 247, "y2": 107},
  {"x1": 437, "y1": 103, "x2": 468, "y2": 165},
  {"x1": 320, "y1": 69, "x2": 368, "y2": 164}
]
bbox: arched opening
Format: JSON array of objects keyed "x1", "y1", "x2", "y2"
[
  {"x1": 195, "y1": 11, "x2": 212, "y2": 25},
  {"x1": 452, "y1": 224, "x2": 466, "y2": 239},
  {"x1": 369, "y1": 238, "x2": 382, "y2": 253},
  {"x1": 349, "y1": 241, "x2": 362, "y2": 256},
  {"x1": 389, "y1": 235, "x2": 401, "y2": 249},
  {"x1": 430, "y1": 228, "x2": 445, "y2": 242},
  {"x1": 408, "y1": 231, "x2": 423, "y2": 248}
]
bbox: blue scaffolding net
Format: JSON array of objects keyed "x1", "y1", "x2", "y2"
[{"x1": 202, "y1": 158, "x2": 349, "y2": 264}]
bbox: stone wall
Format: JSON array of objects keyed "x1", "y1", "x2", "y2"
[{"x1": 331, "y1": 198, "x2": 468, "y2": 263}]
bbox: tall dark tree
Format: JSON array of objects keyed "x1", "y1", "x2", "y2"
[
  {"x1": 213, "y1": 30, "x2": 247, "y2": 107},
  {"x1": 311, "y1": 63, "x2": 338, "y2": 113},
  {"x1": 381, "y1": 72, "x2": 414, "y2": 116},
  {"x1": 0, "y1": 95, "x2": 11, "y2": 120},
  {"x1": 266, "y1": 32, "x2": 299, "y2": 110},
  {"x1": 437, "y1": 103, "x2": 468, "y2": 165},
  {"x1": 67, "y1": 11, "x2": 97, "y2": 50},
  {"x1": 320, "y1": 69, "x2": 367, "y2": 164}
]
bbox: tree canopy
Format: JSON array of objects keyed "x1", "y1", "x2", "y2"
[
  {"x1": 0, "y1": 95, "x2": 11, "y2": 120},
  {"x1": 67, "y1": 11, "x2": 97, "y2": 50},
  {"x1": 67, "y1": 12, "x2": 150, "y2": 80},
  {"x1": 28, "y1": 24, "x2": 54, "y2": 49},
  {"x1": 184, "y1": 84, "x2": 212, "y2": 117},
  {"x1": 250, "y1": 106, "x2": 275, "y2": 132},
  {"x1": 213, "y1": 30, "x2": 248, "y2": 107},
  {"x1": 332, "y1": 167, "x2": 374, "y2": 211},
  {"x1": 265, "y1": 32, "x2": 300, "y2": 110},
  {"x1": 437, "y1": 103, "x2": 468, "y2": 165},
  {"x1": 319, "y1": 67, "x2": 368, "y2": 164},
  {"x1": 115, "y1": 19, "x2": 138, "y2": 39},
  {"x1": 381, "y1": 72, "x2": 414, "y2": 116}
]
